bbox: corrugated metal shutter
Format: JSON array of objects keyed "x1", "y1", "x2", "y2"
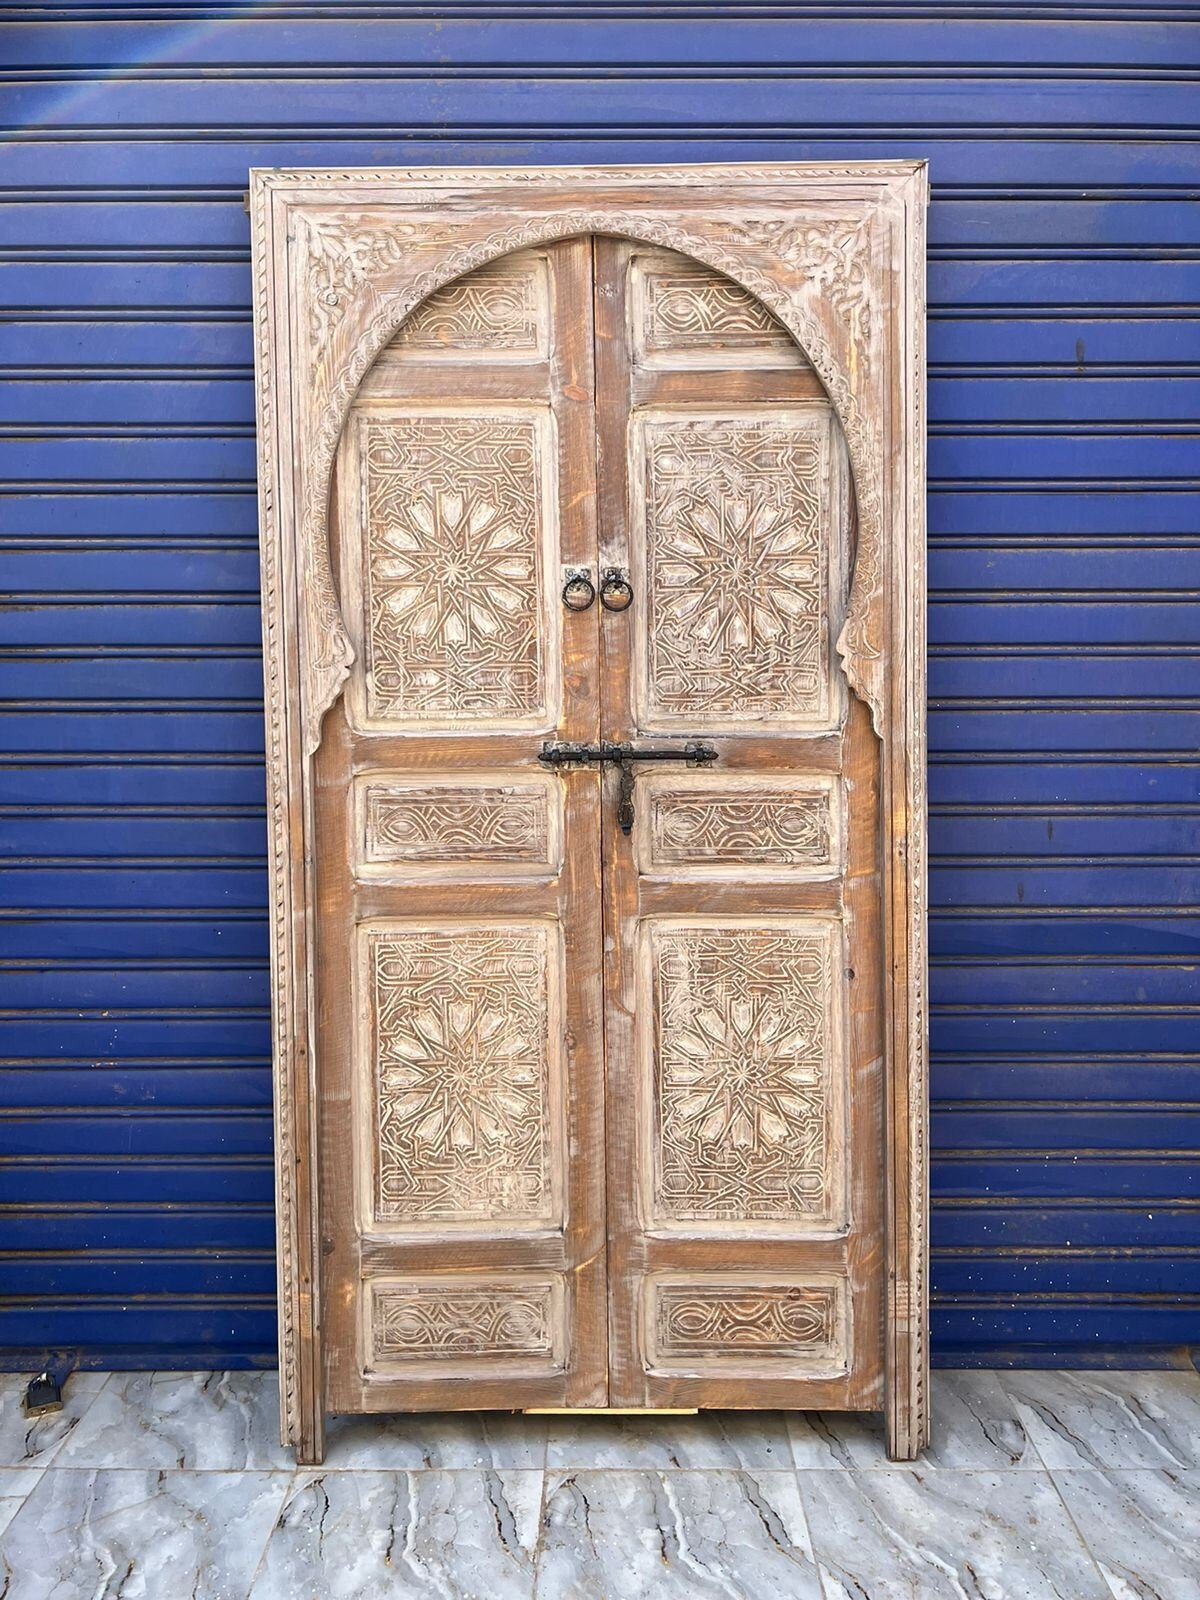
[{"x1": 1, "y1": 2, "x2": 1195, "y2": 1370}]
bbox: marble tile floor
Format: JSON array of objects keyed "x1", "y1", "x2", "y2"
[{"x1": 0, "y1": 1367, "x2": 1197, "y2": 1598}]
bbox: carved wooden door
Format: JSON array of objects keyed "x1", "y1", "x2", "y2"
[
  {"x1": 317, "y1": 239, "x2": 610, "y2": 1414},
  {"x1": 594, "y1": 242, "x2": 881, "y2": 1409},
  {"x1": 251, "y1": 163, "x2": 927, "y2": 1465},
  {"x1": 316, "y1": 236, "x2": 881, "y2": 1420}
]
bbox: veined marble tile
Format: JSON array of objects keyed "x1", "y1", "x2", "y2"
[
  {"x1": 787, "y1": 1372, "x2": 1037, "y2": 1469},
  {"x1": 536, "y1": 1469, "x2": 822, "y2": 1599},
  {"x1": 800, "y1": 1467, "x2": 1111, "y2": 1600},
  {"x1": 544, "y1": 1409, "x2": 793, "y2": 1470},
  {"x1": 0, "y1": 1468, "x2": 290, "y2": 1600},
  {"x1": 0, "y1": 1469, "x2": 43, "y2": 1537},
  {"x1": 0, "y1": 1372, "x2": 108, "y2": 1469},
  {"x1": 1052, "y1": 1468, "x2": 1200, "y2": 1600},
  {"x1": 322, "y1": 1409, "x2": 546, "y2": 1470},
  {"x1": 50, "y1": 1370, "x2": 295, "y2": 1471},
  {"x1": 1001, "y1": 1370, "x2": 1200, "y2": 1470},
  {"x1": 248, "y1": 1469, "x2": 542, "y2": 1599}
]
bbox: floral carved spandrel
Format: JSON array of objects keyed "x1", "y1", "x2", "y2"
[
  {"x1": 361, "y1": 414, "x2": 552, "y2": 727},
  {"x1": 646, "y1": 920, "x2": 844, "y2": 1229},
  {"x1": 364, "y1": 924, "x2": 560, "y2": 1227},
  {"x1": 359, "y1": 776, "x2": 560, "y2": 873},
  {"x1": 369, "y1": 1276, "x2": 564, "y2": 1369},
  {"x1": 646, "y1": 1276, "x2": 848, "y2": 1373},
  {"x1": 635, "y1": 411, "x2": 836, "y2": 730}
]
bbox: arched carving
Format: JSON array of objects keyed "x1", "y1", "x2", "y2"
[{"x1": 294, "y1": 204, "x2": 889, "y2": 753}]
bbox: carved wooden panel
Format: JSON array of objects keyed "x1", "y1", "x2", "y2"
[
  {"x1": 354, "y1": 771, "x2": 563, "y2": 879},
  {"x1": 641, "y1": 918, "x2": 846, "y2": 1231},
  {"x1": 632, "y1": 407, "x2": 843, "y2": 732},
  {"x1": 631, "y1": 252, "x2": 805, "y2": 368},
  {"x1": 643, "y1": 1273, "x2": 849, "y2": 1376},
  {"x1": 360, "y1": 921, "x2": 563, "y2": 1229},
  {"x1": 350, "y1": 407, "x2": 558, "y2": 730},
  {"x1": 367, "y1": 1274, "x2": 566, "y2": 1373},
  {"x1": 388, "y1": 253, "x2": 549, "y2": 360},
  {"x1": 636, "y1": 772, "x2": 840, "y2": 879}
]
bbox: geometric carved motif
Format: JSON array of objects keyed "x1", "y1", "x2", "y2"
[
  {"x1": 390, "y1": 258, "x2": 546, "y2": 358},
  {"x1": 362, "y1": 414, "x2": 551, "y2": 726},
  {"x1": 642, "y1": 777, "x2": 837, "y2": 877},
  {"x1": 645, "y1": 1275, "x2": 847, "y2": 1373},
  {"x1": 365, "y1": 923, "x2": 559, "y2": 1226},
  {"x1": 636, "y1": 411, "x2": 833, "y2": 729},
  {"x1": 647, "y1": 919, "x2": 841, "y2": 1227},
  {"x1": 360, "y1": 775, "x2": 559, "y2": 874},
  {"x1": 633, "y1": 256, "x2": 801, "y2": 367},
  {"x1": 370, "y1": 1276, "x2": 563, "y2": 1368}
]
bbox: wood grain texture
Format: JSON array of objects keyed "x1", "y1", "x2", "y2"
[{"x1": 250, "y1": 164, "x2": 926, "y2": 1461}]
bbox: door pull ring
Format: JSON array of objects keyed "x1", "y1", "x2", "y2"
[
  {"x1": 561, "y1": 568, "x2": 596, "y2": 612},
  {"x1": 600, "y1": 568, "x2": 634, "y2": 612}
]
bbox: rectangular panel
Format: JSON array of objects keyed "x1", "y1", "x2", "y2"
[
  {"x1": 636, "y1": 772, "x2": 841, "y2": 880},
  {"x1": 631, "y1": 407, "x2": 844, "y2": 733},
  {"x1": 385, "y1": 253, "x2": 550, "y2": 362},
  {"x1": 365, "y1": 1273, "x2": 567, "y2": 1376},
  {"x1": 640, "y1": 917, "x2": 847, "y2": 1234},
  {"x1": 359, "y1": 920, "x2": 564, "y2": 1232},
  {"x1": 350, "y1": 405, "x2": 559, "y2": 732},
  {"x1": 643, "y1": 1272, "x2": 849, "y2": 1378},
  {"x1": 354, "y1": 770, "x2": 564, "y2": 880},
  {"x1": 630, "y1": 252, "x2": 805, "y2": 369}
]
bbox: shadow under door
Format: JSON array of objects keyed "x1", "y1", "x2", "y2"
[{"x1": 315, "y1": 236, "x2": 883, "y2": 1418}]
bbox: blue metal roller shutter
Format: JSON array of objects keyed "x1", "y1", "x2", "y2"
[{"x1": 0, "y1": 1, "x2": 1196, "y2": 1370}]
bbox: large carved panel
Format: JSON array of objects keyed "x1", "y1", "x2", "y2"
[
  {"x1": 641, "y1": 917, "x2": 846, "y2": 1231},
  {"x1": 630, "y1": 252, "x2": 805, "y2": 369},
  {"x1": 354, "y1": 771, "x2": 563, "y2": 879},
  {"x1": 348, "y1": 407, "x2": 558, "y2": 730},
  {"x1": 636, "y1": 772, "x2": 841, "y2": 879},
  {"x1": 360, "y1": 921, "x2": 563, "y2": 1230},
  {"x1": 631, "y1": 408, "x2": 844, "y2": 732},
  {"x1": 643, "y1": 1273, "x2": 849, "y2": 1377},
  {"x1": 366, "y1": 1273, "x2": 567, "y2": 1374}
]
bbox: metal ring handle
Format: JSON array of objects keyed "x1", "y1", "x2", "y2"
[
  {"x1": 600, "y1": 570, "x2": 634, "y2": 613},
  {"x1": 561, "y1": 572, "x2": 596, "y2": 613}
]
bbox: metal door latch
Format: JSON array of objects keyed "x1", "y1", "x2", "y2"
[{"x1": 538, "y1": 740, "x2": 718, "y2": 835}]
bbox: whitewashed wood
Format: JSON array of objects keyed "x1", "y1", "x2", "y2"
[{"x1": 250, "y1": 163, "x2": 928, "y2": 1461}]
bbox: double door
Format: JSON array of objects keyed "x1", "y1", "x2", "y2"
[{"x1": 315, "y1": 236, "x2": 883, "y2": 1414}]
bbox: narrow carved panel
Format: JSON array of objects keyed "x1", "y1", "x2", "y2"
[
  {"x1": 644, "y1": 1274, "x2": 849, "y2": 1375},
  {"x1": 631, "y1": 254, "x2": 803, "y2": 367},
  {"x1": 368, "y1": 1274, "x2": 566, "y2": 1373},
  {"x1": 643, "y1": 918, "x2": 844, "y2": 1229},
  {"x1": 638, "y1": 773, "x2": 839, "y2": 878},
  {"x1": 633, "y1": 409, "x2": 838, "y2": 730},
  {"x1": 356, "y1": 772, "x2": 562, "y2": 877},
  {"x1": 362, "y1": 921, "x2": 561, "y2": 1228},
  {"x1": 387, "y1": 255, "x2": 548, "y2": 359},
  {"x1": 359, "y1": 411, "x2": 555, "y2": 728}
]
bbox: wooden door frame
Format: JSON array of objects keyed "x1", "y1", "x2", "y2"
[{"x1": 250, "y1": 162, "x2": 929, "y2": 1463}]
